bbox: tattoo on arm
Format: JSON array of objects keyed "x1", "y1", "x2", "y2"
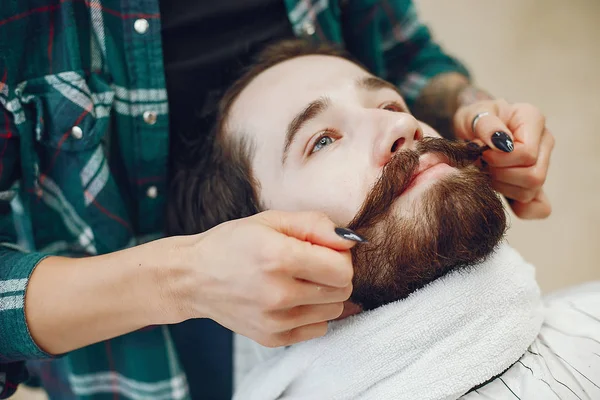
[{"x1": 411, "y1": 72, "x2": 493, "y2": 139}]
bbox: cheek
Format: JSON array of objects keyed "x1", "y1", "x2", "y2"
[
  {"x1": 419, "y1": 121, "x2": 441, "y2": 138},
  {"x1": 262, "y1": 158, "x2": 371, "y2": 226}
]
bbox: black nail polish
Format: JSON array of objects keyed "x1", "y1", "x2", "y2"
[
  {"x1": 335, "y1": 227, "x2": 367, "y2": 243},
  {"x1": 466, "y1": 142, "x2": 480, "y2": 150},
  {"x1": 491, "y1": 131, "x2": 514, "y2": 153}
]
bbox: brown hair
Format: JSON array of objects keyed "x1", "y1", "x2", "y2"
[{"x1": 166, "y1": 39, "x2": 353, "y2": 236}]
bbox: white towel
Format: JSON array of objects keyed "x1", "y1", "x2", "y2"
[{"x1": 233, "y1": 241, "x2": 544, "y2": 400}]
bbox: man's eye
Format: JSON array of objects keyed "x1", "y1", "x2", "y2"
[
  {"x1": 381, "y1": 102, "x2": 404, "y2": 112},
  {"x1": 311, "y1": 135, "x2": 336, "y2": 154}
]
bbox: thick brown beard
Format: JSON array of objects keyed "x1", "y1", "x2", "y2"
[{"x1": 347, "y1": 138, "x2": 507, "y2": 311}]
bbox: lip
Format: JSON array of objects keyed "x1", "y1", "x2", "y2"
[{"x1": 401, "y1": 154, "x2": 452, "y2": 196}]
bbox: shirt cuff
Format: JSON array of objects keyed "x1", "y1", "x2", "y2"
[
  {"x1": 0, "y1": 248, "x2": 53, "y2": 362},
  {"x1": 0, "y1": 361, "x2": 29, "y2": 399}
]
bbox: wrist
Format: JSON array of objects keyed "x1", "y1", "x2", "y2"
[
  {"x1": 148, "y1": 234, "x2": 208, "y2": 324},
  {"x1": 413, "y1": 72, "x2": 470, "y2": 139},
  {"x1": 456, "y1": 84, "x2": 495, "y2": 108}
]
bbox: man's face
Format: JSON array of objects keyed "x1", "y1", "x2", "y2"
[
  {"x1": 226, "y1": 54, "x2": 506, "y2": 309},
  {"x1": 228, "y1": 55, "x2": 433, "y2": 226}
]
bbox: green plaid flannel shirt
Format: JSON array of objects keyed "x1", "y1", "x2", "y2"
[{"x1": 0, "y1": 0, "x2": 469, "y2": 398}]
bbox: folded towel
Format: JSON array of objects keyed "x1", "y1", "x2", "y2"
[{"x1": 233, "y1": 241, "x2": 544, "y2": 400}]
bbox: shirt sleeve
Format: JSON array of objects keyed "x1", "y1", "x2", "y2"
[
  {"x1": 0, "y1": 104, "x2": 52, "y2": 399},
  {"x1": 341, "y1": 0, "x2": 472, "y2": 109}
]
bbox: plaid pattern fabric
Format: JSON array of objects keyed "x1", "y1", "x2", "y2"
[{"x1": 0, "y1": 0, "x2": 469, "y2": 398}]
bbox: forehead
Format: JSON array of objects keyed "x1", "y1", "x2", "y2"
[{"x1": 226, "y1": 55, "x2": 372, "y2": 144}]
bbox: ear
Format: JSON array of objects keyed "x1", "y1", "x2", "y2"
[{"x1": 165, "y1": 137, "x2": 260, "y2": 236}]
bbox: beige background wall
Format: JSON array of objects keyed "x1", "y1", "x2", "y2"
[
  {"x1": 12, "y1": 1, "x2": 600, "y2": 399},
  {"x1": 414, "y1": 0, "x2": 600, "y2": 294}
]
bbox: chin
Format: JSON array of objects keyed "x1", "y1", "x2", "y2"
[
  {"x1": 393, "y1": 166, "x2": 459, "y2": 216},
  {"x1": 350, "y1": 166, "x2": 508, "y2": 311}
]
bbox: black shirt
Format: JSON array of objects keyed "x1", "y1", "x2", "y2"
[
  {"x1": 159, "y1": 1, "x2": 294, "y2": 399},
  {"x1": 161, "y1": 0, "x2": 294, "y2": 168}
]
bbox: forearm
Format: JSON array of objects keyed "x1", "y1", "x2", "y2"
[
  {"x1": 25, "y1": 237, "x2": 186, "y2": 355},
  {"x1": 412, "y1": 72, "x2": 494, "y2": 139}
]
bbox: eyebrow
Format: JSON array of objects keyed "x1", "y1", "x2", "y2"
[
  {"x1": 357, "y1": 76, "x2": 408, "y2": 112},
  {"x1": 282, "y1": 96, "x2": 331, "y2": 164},
  {"x1": 281, "y1": 76, "x2": 407, "y2": 165}
]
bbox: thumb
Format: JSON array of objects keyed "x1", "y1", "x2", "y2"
[
  {"x1": 256, "y1": 210, "x2": 366, "y2": 251},
  {"x1": 509, "y1": 190, "x2": 552, "y2": 220}
]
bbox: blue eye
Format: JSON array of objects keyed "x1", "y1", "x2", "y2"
[{"x1": 311, "y1": 135, "x2": 336, "y2": 154}]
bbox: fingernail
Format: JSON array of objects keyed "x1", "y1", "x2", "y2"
[
  {"x1": 491, "y1": 131, "x2": 514, "y2": 153},
  {"x1": 335, "y1": 227, "x2": 367, "y2": 243},
  {"x1": 466, "y1": 142, "x2": 480, "y2": 150}
]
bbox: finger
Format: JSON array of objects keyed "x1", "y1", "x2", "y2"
[
  {"x1": 288, "y1": 241, "x2": 354, "y2": 288},
  {"x1": 291, "y1": 280, "x2": 353, "y2": 307},
  {"x1": 453, "y1": 100, "x2": 495, "y2": 141},
  {"x1": 471, "y1": 113, "x2": 515, "y2": 154},
  {"x1": 259, "y1": 210, "x2": 366, "y2": 252},
  {"x1": 492, "y1": 181, "x2": 539, "y2": 204},
  {"x1": 509, "y1": 190, "x2": 552, "y2": 220},
  {"x1": 279, "y1": 321, "x2": 329, "y2": 346},
  {"x1": 334, "y1": 301, "x2": 362, "y2": 321},
  {"x1": 484, "y1": 127, "x2": 553, "y2": 168},
  {"x1": 269, "y1": 302, "x2": 345, "y2": 332},
  {"x1": 454, "y1": 102, "x2": 515, "y2": 152},
  {"x1": 506, "y1": 103, "x2": 546, "y2": 163},
  {"x1": 488, "y1": 129, "x2": 554, "y2": 189}
]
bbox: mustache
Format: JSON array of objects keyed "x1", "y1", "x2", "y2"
[{"x1": 348, "y1": 137, "x2": 484, "y2": 231}]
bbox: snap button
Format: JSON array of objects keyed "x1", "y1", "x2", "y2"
[
  {"x1": 134, "y1": 19, "x2": 149, "y2": 34},
  {"x1": 146, "y1": 185, "x2": 158, "y2": 199},
  {"x1": 143, "y1": 110, "x2": 157, "y2": 125},
  {"x1": 302, "y1": 21, "x2": 315, "y2": 36},
  {"x1": 71, "y1": 126, "x2": 83, "y2": 140}
]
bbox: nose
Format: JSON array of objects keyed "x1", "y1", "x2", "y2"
[{"x1": 374, "y1": 112, "x2": 423, "y2": 167}]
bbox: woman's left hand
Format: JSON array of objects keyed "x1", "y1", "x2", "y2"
[{"x1": 453, "y1": 99, "x2": 555, "y2": 219}]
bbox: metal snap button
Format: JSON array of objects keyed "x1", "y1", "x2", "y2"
[
  {"x1": 71, "y1": 126, "x2": 83, "y2": 140},
  {"x1": 143, "y1": 110, "x2": 157, "y2": 125},
  {"x1": 146, "y1": 185, "x2": 158, "y2": 199},
  {"x1": 134, "y1": 19, "x2": 149, "y2": 34}
]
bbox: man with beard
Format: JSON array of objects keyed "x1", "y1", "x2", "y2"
[{"x1": 166, "y1": 40, "x2": 600, "y2": 399}]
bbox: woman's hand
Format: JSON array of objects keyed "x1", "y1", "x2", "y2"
[
  {"x1": 453, "y1": 99, "x2": 555, "y2": 219},
  {"x1": 25, "y1": 210, "x2": 356, "y2": 355},
  {"x1": 171, "y1": 210, "x2": 358, "y2": 348}
]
